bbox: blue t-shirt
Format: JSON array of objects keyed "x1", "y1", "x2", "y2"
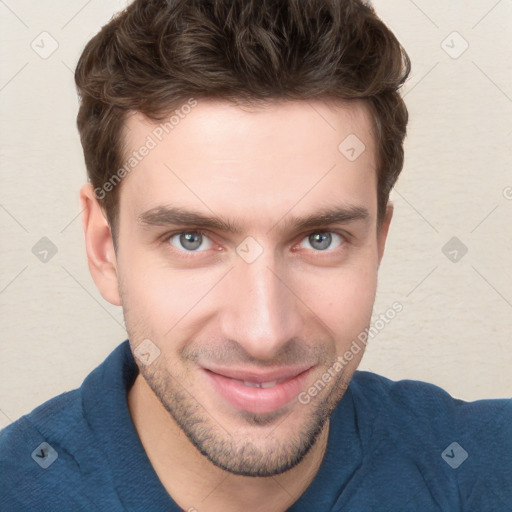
[{"x1": 1, "y1": 340, "x2": 511, "y2": 511}]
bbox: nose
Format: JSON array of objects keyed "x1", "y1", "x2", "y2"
[{"x1": 219, "y1": 251, "x2": 304, "y2": 361}]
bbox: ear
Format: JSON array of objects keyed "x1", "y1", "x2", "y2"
[
  {"x1": 80, "y1": 183, "x2": 121, "y2": 306},
  {"x1": 377, "y1": 202, "x2": 393, "y2": 266}
]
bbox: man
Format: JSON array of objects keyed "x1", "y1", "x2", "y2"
[{"x1": 1, "y1": 0, "x2": 510, "y2": 510}]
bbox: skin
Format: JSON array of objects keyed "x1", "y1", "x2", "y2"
[{"x1": 80, "y1": 98, "x2": 393, "y2": 512}]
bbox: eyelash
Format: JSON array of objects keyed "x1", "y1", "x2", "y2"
[{"x1": 161, "y1": 229, "x2": 349, "y2": 258}]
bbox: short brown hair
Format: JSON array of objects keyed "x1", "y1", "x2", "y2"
[{"x1": 75, "y1": 0, "x2": 410, "y2": 234}]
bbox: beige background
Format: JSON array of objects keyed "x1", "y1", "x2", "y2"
[{"x1": 0, "y1": 0, "x2": 511, "y2": 428}]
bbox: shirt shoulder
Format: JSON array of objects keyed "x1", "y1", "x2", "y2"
[
  {"x1": 347, "y1": 371, "x2": 512, "y2": 511},
  {"x1": 350, "y1": 369, "x2": 511, "y2": 437},
  {"x1": 0, "y1": 374, "x2": 122, "y2": 511}
]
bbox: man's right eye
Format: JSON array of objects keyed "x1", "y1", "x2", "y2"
[{"x1": 168, "y1": 231, "x2": 214, "y2": 252}]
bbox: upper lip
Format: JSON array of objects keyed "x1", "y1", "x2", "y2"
[{"x1": 203, "y1": 365, "x2": 313, "y2": 384}]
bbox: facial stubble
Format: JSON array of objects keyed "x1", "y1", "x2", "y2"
[{"x1": 136, "y1": 355, "x2": 349, "y2": 477}]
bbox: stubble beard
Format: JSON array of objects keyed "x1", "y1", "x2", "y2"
[{"x1": 138, "y1": 359, "x2": 350, "y2": 477}]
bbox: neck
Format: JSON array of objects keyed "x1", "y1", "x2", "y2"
[{"x1": 127, "y1": 373, "x2": 329, "y2": 512}]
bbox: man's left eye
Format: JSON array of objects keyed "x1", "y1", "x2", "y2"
[
  {"x1": 299, "y1": 232, "x2": 344, "y2": 251},
  {"x1": 169, "y1": 231, "x2": 213, "y2": 252}
]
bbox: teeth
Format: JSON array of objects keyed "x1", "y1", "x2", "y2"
[
  {"x1": 243, "y1": 381, "x2": 261, "y2": 388},
  {"x1": 242, "y1": 380, "x2": 278, "y2": 388}
]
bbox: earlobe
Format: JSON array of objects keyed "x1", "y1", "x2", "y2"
[
  {"x1": 80, "y1": 183, "x2": 122, "y2": 306},
  {"x1": 377, "y1": 202, "x2": 394, "y2": 266}
]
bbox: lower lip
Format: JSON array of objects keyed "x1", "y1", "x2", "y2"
[{"x1": 203, "y1": 367, "x2": 313, "y2": 415}]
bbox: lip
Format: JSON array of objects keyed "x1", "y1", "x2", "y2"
[
  {"x1": 202, "y1": 365, "x2": 314, "y2": 415},
  {"x1": 202, "y1": 365, "x2": 312, "y2": 384}
]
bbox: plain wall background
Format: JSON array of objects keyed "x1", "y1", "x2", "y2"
[{"x1": 0, "y1": 0, "x2": 511, "y2": 428}]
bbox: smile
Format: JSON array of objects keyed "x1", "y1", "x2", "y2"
[{"x1": 202, "y1": 366, "x2": 314, "y2": 415}]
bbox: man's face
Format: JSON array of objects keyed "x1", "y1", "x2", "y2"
[{"x1": 113, "y1": 99, "x2": 390, "y2": 476}]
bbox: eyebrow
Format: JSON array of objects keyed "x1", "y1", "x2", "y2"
[{"x1": 137, "y1": 204, "x2": 370, "y2": 235}]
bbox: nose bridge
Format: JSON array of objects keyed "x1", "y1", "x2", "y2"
[{"x1": 221, "y1": 251, "x2": 302, "y2": 360}]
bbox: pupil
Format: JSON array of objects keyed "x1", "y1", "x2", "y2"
[
  {"x1": 310, "y1": 232, "x2": 331, "y2": 250},
  {"x1": 180, "y1": 232, "x2": 202, "y2": 250}
]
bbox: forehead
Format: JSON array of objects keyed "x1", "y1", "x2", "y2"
[{"x1": 118, "y1": 98, "x2": 378, "y2": 229}]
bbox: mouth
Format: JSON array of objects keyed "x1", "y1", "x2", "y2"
[{"x1": 202, "y1": 365, "x2": 314, "y2": 415}]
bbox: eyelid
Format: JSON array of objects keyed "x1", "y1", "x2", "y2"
[
  {"x1": 302, "y1": 228, "x2": 350, "y2": 239},
  {"x1": 161, "y1": 228, "x2": 211, "y2": 240}
]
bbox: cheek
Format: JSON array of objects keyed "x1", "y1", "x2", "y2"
[
  {"x1": 293, "y1": 261, "x2": 378, "y2": 339},
  {"x1": 118, "y1": 251, "x2": 221, "y2": 332}
]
